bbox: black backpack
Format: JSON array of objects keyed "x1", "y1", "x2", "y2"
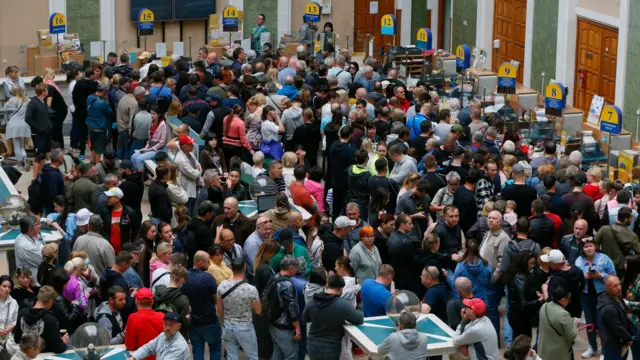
[
  {"x1": 260, "y1": 276, "x2": 291, "y2": 322},
  {"x1": 27, "y1": 174, "x2": 43, "y2": 213}
]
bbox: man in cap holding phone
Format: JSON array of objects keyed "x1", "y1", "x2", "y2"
[
  {"x1": 174, "y1": 135, "x2": 202, "y2": 218},
  {"x1": 452, "y1": 298, "x2": 499, "y2": 360}
]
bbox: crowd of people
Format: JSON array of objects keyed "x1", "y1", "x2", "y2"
[{"x1": 2, "y1": 14, "x2": 640, "y2": 360}]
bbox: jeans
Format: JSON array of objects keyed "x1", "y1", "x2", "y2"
[
  {"x1": 187, "y1": 197, "x2": 197, "y2": 219},
  {"x1": 307, "y1": 344, "x2": 340, "y2": 360},
  {"x1": 269, "y1": 325, "x2": 298, "y2": 360},
  {"x1": 223, "y1": 322, "x2": 258, "y2": 360},
  {"x1": 130, "y1": 139, "x2": 146, "y2": 153},
  {"x1": 131, "y1": 149, "x2": 158, "y2": 170},
  {"x1": 77, "y1": 114, "x2": 88, "y2": 152},
  {"x1": 486, "y1": 283, "x2": 504, "y2": 346},
  {"x1": 190, "y1": 322, "x2": 221, "y2": 360},
  {"x1": 70, "y1": 112, "x2": 79, "y2": 149},
  {"x1": 581, "y1": 291, "x2": 600, "y2": 352},
  {"x1": 602, "y1": 346, "x2": 628, "y2": 360},
  {"x1": 504, "y1": 290, "x2": 513, "y2": 346},
  {"x1": 117, "y1": 131, "x2": 131, "y2": 160}
]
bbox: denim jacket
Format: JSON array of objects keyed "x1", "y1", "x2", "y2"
[{"x1": 575, "y1": 252, "x2": 616, "y2": 294}]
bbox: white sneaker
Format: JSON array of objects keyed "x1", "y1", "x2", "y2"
[{"x1": 581, "y1": 348, "x2": 596, "y2": 358}]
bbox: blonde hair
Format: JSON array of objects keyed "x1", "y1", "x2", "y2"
[
  {"x1": 111, "y1": 74, "x2": 122, "y2": 87},
  {"x1": 168, "y1": 100, "x2": 182, "y2": 116},
  {"x1": 587, "y1": 166, "x2": 602, "y2": 182},
  {"x1": 361, "y1": 138, "x2": 374, "y2": 154},
  {"x1": 503, "y1": 154, "x2": 517, "y2": 167},
  {"x1": 538, "y1": 247, "x2": 552, "y2": 267},
  {"x1": 402, "y1": 172, "x2": 421, "y2": 190},
  {"x1": 538, "y1": 164, "x2": 555, "y2": 178},
  {"x1": 282, "y1": 152, "x2": 297, "y2": 168},
  {"x1": 506, "y1": 200, "x2": 517, "y2": 210},
  {"x1": 248, "y1": 94, "x2": 266, "y2": 108},
  {"x1": 166, "y1": 78, "x2": 177, "y2": 87},
  {"x1": 412, "y1": 86, "x2": 425, "y2": 100},
  {"x1": 69, "y1": 250, "x2": 88, "y2": 261},
  {"x1": 11, "y1": 86, "x2": 28, "y2": 103},
  {"x1": 150, "y1": 242, "x2": 172, "y2": 264},
  {"x1": 267, "y1": 68, "x2": 279, "y2": 84},
  {"x1": 43, "y1": 68, "x2": 56, "y2": 81},
  {"x1": 481, "y1": 201, "x2": 494, "y2": 217}
]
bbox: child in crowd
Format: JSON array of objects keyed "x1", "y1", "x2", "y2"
[{"x1": 505, "y1": 200, "x2": 518, "y2": 229}]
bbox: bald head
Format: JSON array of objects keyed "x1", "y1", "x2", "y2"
[
  {"x1": 223, "y1": 197, "x2": 239, "y2": 218},
  {"x1": 356, "y1": 88, "x2": 367, "y2": 100},
  {"x1": 193, "y1": 251, "x2": 210, "y2": 270},
  {"x1": 455, "y1": 277, "x2": 473, "y2": 297},
  {"x1": 605, "y1": 275, "x2": 622, "y2": 299},
  {"x1": 176, "y1": 124, "x2": 189, "y2": 137},
  {"x1": 574, "y1": 219, "x2": 588, "y2": 239},
  {"x1": 284, "y1": 76, "x2": 294, "y2": 86},
  {"x1": 279, "y1": 56, "x2": 289, "y2": 69},
  {"x1": 207, "y1": 52, "x2": 218, "y2": 64},
  {"x1": 487, "y1": 210, "x2": 503, "y2": 230},
  {"x1": 289, "y1": 211, "x2": 303, "y2": 227}
]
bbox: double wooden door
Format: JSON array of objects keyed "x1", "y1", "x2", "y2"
[
  {"x1": 492, "y1": 0, "x2": 527, "y2": 83},
  {"x1": 573, "y1": 18, "x2": 618, "y2": 111},
  {"x1": 354, "y1": 0, "x2": 396, "y2": 56}
]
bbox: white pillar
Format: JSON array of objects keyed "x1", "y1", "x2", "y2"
[
  {"x1": 99, "y1": 0, "x2": 116, "y2": 54},
  {"x1": 522, "y1": 0, "x2": 534, "y2": 87},
  {"x1": 555, "y1": 0, "x2": 578, "y2": 105},
  {"x1": 615, "y1": 0, "x2": 629, "y2": 110},
  {"x1": 475, "y1": 0, "x2": 494, "y2": 69},
  {"x1": 48, "y1": 0, "x2": 67, "y2": 33},
  {"x1": 277, "y1": 0, "x2": 292, "y2": 45},
  {"x1": 399, "y1": 0, "x2": 412, "y2": 46}
]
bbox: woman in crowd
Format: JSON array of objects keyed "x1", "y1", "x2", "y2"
[
  {"x1": 168, "y1": 163, "x2": 189, "y2": 208},
  {"x1": 373, "y1": 214, "x2": 394, "y2": 265},
  {"x1": 348, "y1": 62, "x2": 359, "y2": 80},
  {"x1": 135, "y1": 220, "x2": 157, "y2": 286},
  {"x1": 264, "y1": 193, "x2": 293, "y2": 231},
  {"x1": 504, "y1": 335, "x2": 540, "y2": 360},
  {"x1": 225, "y1": 169, "x2": 247, "y2": 201},
  {"x1": 173, "y1": 206, "x2": 190, "y2": 246},
  {"x1": 538, "y1": 287, "x2": 578, "y2": 360},
  {"x1": 45, "y1": 195, "x2": 76, "y2": 265},
  {"x1": 349, "y1": 226, "x2": 382, "y2": 284},
  {"x1": 10, "y1": 333, "x2": 44, "y2": 360},
  {"x1": 595, "y1": 179, "x2": 624, "y2": 219},
  {"x1": 10, "y1": 269, "x2": 38, "y2": 311},
  {"x1": 2, "y1": 87, "x2": 30, "y2": 169},
  {"x1": 222, "y1": 104, "x2": 253, "y2": 165},
  {"x1": 67, "y1": 250, "x2": 99, "y2": 315},
  {"x1": 323, "y1": 109, "x2": 343, "y2": 167},
  {"x1": 585, "y1": 166, "x2": 604, "y2": 201},
  {"x1": 260, "y1": 105, "x2": 284, "y2": 160},
  {"x1": 149, "y1": 242, "x2": 173, "y2": 283},
  {"x1": 62, "y1": 258, "x2": 89, "y2": 312},
  {"x1": 430, "y1": 171, "x2": 460, "y2": 219},
  {"x1": 305, "y1": 166, "x2": 325, "y2": 215},
  {"x1": 282, "y1": 152, "x2": 297, "y2": 194},
  {"x1": 245, "y1": 96, "x2": 265, "y2": 152},
  {"x1": 368, "y1": 187, "x2": 390, "y2": 228},
  {"x1": 253, "y1": 240, "x2": 281, "y2": 360},
  {"x1": 0, "y1": 275, "x2": 18, "y2": 360},
  {"x1": 335, "y1": 256, "x2": 360, "y2": 360},
  {"x1": 42, "y1": 68, "x2": 68, "y2": 148},
  {"x1": 207, "y1": 244, "x2": 232, "y2": 285},
  {"x1": 504, "y1": 250, "x2": 543, "y2": 340},
  {"x1": 317, "y1": 22, "x2": 335, "y2": 56},
  {"x1": 3, "y1": 66, "x2": 26, "y2": 99},
  {"x1": 36, "y1": 244, "x2": 57, "y2": 287},
  {"x1": 397, "y1": 173, "x2": 420, "y2": 202},
  {"x1": 454, "y1": 239, "x2": 492, "y2": 303},
  {"x1": 200, "y1": 135, "x2": 226, "y2": 174},
  {"x1": 576, "y1": 237, "x2": 616, "y2": 357},
  {"x1": 49, "y1": 269, "x2": 83, "y2": 334},
  {"x1": 157, "y1": 221, "x2": 184, "y2": 255},
  {"x1": 131, "y1": 106, "x2": 168, "y2": 171}
]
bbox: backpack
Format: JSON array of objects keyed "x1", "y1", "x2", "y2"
[
  {"x1": 508, "y1": 239, "x2": 538, "y2": 255},
  {"x1": 260, "y1": 276, "x2": 291, "y2": 322},
  {"x1": 154, "y1": 300, "x2": 177, "y2": 314},
  {"x1": 27, "y1": 174, "x2": 43, "y2": 213}
]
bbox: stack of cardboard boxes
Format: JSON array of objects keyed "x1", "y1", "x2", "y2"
[{"x1": 33, "y1": 30, "x2": 83, "y2": 75}]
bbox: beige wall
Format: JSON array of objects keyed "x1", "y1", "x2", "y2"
[
  {"x1": 0, "y1": 0, "x2": 49, "y2": 75},
  {"x1": 578, "y1": 0, "x2": 620, "y2": 19},
  {"x1": 291, "y1": 1, "x2": 355, "y2": 51},
  {"x1": 114, "y1": 0, "x2": 225, "y2": 56}
]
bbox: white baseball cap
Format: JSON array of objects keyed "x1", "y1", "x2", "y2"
[
  {"x1": 334, "y1": 216, "x2": 356, "y2": 228},
  {"x1": 104, "y1": 187, "x2": 124, "y2": 199},
  {"x1": 540, "y1": 249, "x2": 566, "y2": 264},
  {"x1": 76, "y1": 208, "x2": 93, "y2": 226}
]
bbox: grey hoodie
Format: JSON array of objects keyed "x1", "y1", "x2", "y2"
[
  {"x1": 94, "y1": 301, "x2": 125, "y2": 345},
  {"x1": 282, "y1": 106, "x2": 303, "y2": 141},
  {"x1": 377, "y1": 329, "x2": 429, "y2": 360},
  {"x1": 390, "y1": 155, "x2": 418, "y2": 184}
]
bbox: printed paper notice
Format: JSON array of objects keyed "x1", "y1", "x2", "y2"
[
  {"x1": 90, "y1": 41, "x2": 103, "y2": 58},
  {"x1": 370, "y1": 1, "x2": 379, "y2": 14},
  {"x1": 156, "y1": 43, "x2": 167, "y2": 57},
  {"x1": 173, "y1": 42, "x2": 184, "y2": 56}
]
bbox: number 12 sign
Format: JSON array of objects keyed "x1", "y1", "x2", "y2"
[
  {"x1": 381, "y1": 14, "x2": 396, "y2": 36},
  {"x1": 599, "y1": 105, "x2": 622, "y2": 135}
]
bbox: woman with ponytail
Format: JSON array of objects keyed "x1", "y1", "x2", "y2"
[{"x1": 222, "y1": 104, "x2": 254, "y2": 166}]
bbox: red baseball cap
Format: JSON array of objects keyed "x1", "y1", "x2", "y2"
[
  {"x1": 462, "y1": 298, "x2": 487, "y2": 317},
  {"x1": 179, "y1": 135, "x2": 196, "y2": 146},
  {"x1": 135, "y1": 287, "x2": 153, "y2": 302}
]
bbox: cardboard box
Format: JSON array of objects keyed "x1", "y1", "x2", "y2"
[
  {"x1": 37, "y1": 29, "x2": 53, "y2": 46},
  {"x1": 204, "y1": 44, "x2": 229, "y2": 60},
  {"x1": 38, "y1": 45, "x2": 57, "y2": 56},
  {"x1": 283, "y1": 42, "x2": 306, "y2": 56},
  {"x1": 34, "y1": 54, "x2": 59, "y2": 75},
  {"x1": 618, "y1": 150, "x2": 639, "y2": 183}
]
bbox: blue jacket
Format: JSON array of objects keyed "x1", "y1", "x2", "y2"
[
  {"x1": 86, "y1": 94, "x2": 113, "y2": 131},
  {"x1": 454, "y1": 259, "x2": 492, "y2": 304},
  {"x1": 559, "y1": 234, "x2": 582, "y2": 265},
  {"x1": 150, "y1": 85, "x2": 173, "y2": 102},
  {"x1": 41, "y1": 164, "x2": 65, "y2": 214},
  {"x1": 575, "y1": 252, "x2": 616, "y2": 293},
  {"x1": 407, "y1": 114, "x2": 429, "y2": 140},
  {"x1": 482, "y1": 138, "x2": 500, "y2": 155},
  {"x1": 277, "y1": 85, "x2": 300, "y2": 100}
]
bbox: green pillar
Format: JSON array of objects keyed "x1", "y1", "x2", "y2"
[
  {"x1": 530, "y1": 0, "x2": 558, "y2": 94},
  {"x1": 243, "y1": 0, "x2": 278, "y2": 50},
  {"x1": 451, "y1": 0, "x2": 476, "y2": 50},
  {"x1": 66, "y1": 0, "x2": 101, "y2": 61}
]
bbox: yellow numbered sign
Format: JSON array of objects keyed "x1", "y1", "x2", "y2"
[
  {"x1": 599, "y1": 105, "x2": 622, "y2": 134},
  {"x1": 49, "y1": 13, "x2": 67, "y2": 34},
  {"x1": 456, "y1": 46, "x2": 464, "y2": 59},
  {"x1": 498, "y1": 63, "x2": 516, "y2": 78},
  {"x1": 417, "y1": 29, "x2": 427, "y2": 42},
  {"x1": 545, "y1": 83, "x2": 563, "y2": 100},
  {"x1": 139, "y1": 9, "x2": 154, "y2": 22},
  {"x1": 381, "y1": 14, "x2": 396, "y2": 36},
  {"x1": 223, "y1": 6, "x2": 239, "y2": 19},
  {"x1": 304, "y1": 2, "x2": 321, "y2": 22}
]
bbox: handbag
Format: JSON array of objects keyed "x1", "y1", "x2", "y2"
[{"x1": 260, "y1": 140, "x2": 283, "y2": 160}]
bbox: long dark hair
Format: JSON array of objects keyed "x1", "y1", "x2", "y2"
[
  {"x1": 261, "y1": 105, "x2": 276, "y2": 121},
  {"x1": 50, "y1": 269, "x2": 70, "y2": 295},
  {"x1": 52, "y1": 195, "x2": 70, "y2": 232},
  {"x1": 150, "y1": 105, "x2": 166, "y2": 125},
  {"x1": 624, "y1": 255, "x2": 640, "y2": 292},
  {"x1": 501, "y1": 249, "x2": 533, "y2": 284},
  {"x1": 370, "y1": 187, "x2": 390, "y2": 212},
  {"x1": 462, "y1": 239, "x2": 488, "y2": 266},
  {"x1": 325, "y1": 109, "x2": 343, "y2": 133}
]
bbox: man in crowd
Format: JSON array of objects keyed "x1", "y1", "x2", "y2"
[
  {"x1": 153, "y1": 265, "x2": 190, "y2": 339},
  {"x1": 420, "y1": 266, "x2": 448, "y2": 323},
  {"x1": 128, "y1": 312, "x2": 190, "y2": 360},
  {"x1": 322, "y1": 216, "x2": 354, "y2": 272},
  {"x1": 447, "y1": 277, "x2": 473, "y2": 330},
  {"x1": 124, "y1": 287, "x2": 164, "y2": 354},
  {"x1": 388, "y1": 214, "x2": 425, "y2": 297},
  {"x1": 543, "y1": 249, "x2": 584, "y2": 319},
  {"x1": 396, "y1": 177, "x2": 430, "y2": 240},
  {"x1": 560, "y1": 218, "x2": 589, "y2": 265},
  {"x1": 95, "y1": 285, "x2": 127, "y2": 344},
  {"x1": 378, "y1": 312, "x2": 429, "y2": 359},
  {"x1": 73, "y1": 214, "x2": 115, "y2": 275},
  {"x1": 452, "y1": 298, "x2": 499, "y2": 360},
  {"x1": 528, "y1": 199, "x2": 555, "y2": 249},
  {"x1": 594, "y1": 206, "x2": 640, "y2": 277},
  {"x1": 13, "y1": 286, "x2": 69, "y2": 353},
  {"x1": 212, "y1": 197, "x2": 253, "y2": 247},
  {"x1": 218, "y1": 229, "x2": 245, "y2": 267},
  {"x1": 15, "y1": 216, "x2": 44, "y2": 285},
  {"x1": 244, "y1": 216, "x2": 273, "y2": 281},
  {"x1": 102, "y1": 187, "x2": 139, "y2": 254},
  {"x1": 361, "y1": 265, "x2": 395, "y2": 317},
  {"x1": 598, "y1": 275, "x2": 636, "y2": 359}
]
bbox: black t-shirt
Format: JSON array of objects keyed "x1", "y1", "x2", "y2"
[
  {"x1": 432, "y1": 147, "x2": 451, "y2": 165},
  {"x1": 423, "y1": 283, "x2": 449, "y2": 324},
  {"x1": 423, "y1": 172, "x2": 447, "y2": 201},
  {"x1": 410, "y1": 135, "x2": 429, "y2": 159},
  {"x1": 374, "y1": 229, "x2": 390, "y2": 264},
  {"x1": 445, "y1": 164, "x2": 469, "y2": 184},
  {"x1": 453, "y1": 186, "x2": 477, "y2": 233},
  {"x1": 501, "y1": 184, "x2": 539, "y2": 218},
  {"x1": 368, "y1": 175, "x2": 399, "y2": 214},
  {"x1": 548, "y1": 266, "x2": 584, "y2": 318}
]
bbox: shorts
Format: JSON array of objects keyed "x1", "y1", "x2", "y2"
[
  {"x1": 33, "y1": 134, "x2": 51, "y2": 161},
  {"x1": 89, "y1": 130, "x2": 108, "y2": 154}
]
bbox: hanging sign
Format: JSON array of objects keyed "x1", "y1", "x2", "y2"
[
  {"x1": 137, "y1": 8, "x2": 155, "y2": 36},
  {"x1": 304, "y1": 2, "x2": 321, "y2": 23},
  {"x1": 456, "y1": 45, "x2": 471, "y2": 71},
  {"x1": 49, "y1": 13, "x2": 66, "y2": 34},
  {"x1": 416, "y1": 28, "x2": 432, "y2": 50},
  {"x1": 497, "y1": 62, "x2": 517, "y2": 94},
  {"x1": 599, "y1": 105, "x2": 622, "y2": 135},
  {"x1": 223, "y1": 6, "x2": 239, "y2": 32},
  {"x1": 380, "y1": 14, "x2": 396, "y2": 36},
  {"x1": 544, "y1": 82, "x2": 567, "y2": 117}
]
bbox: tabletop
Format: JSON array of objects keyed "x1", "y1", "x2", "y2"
[
  {"x1": 238, "y1": 199, "x2": 311, "y2": 221},
  {"x1": 344, "y1": 314, "x2": 456, "y2": 359},
  {"x1": 37, "y1": 346, "x2": 129, "y2": 360},
  {"x1": 0, "y1": 229, "x2": 63, "y2": 248}
]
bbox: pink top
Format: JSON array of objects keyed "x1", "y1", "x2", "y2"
[
  {"x1": 223, "y1": 115, "x2": 251, "y2": 150},
  {"x1": 305, "y1": 179, "x2": 325, "y2": 213},
  {"x1": 149, "y1": 260, "x2": 167, "y2": 282},
  {"x1": 63, "y1": 275, "x2": 88, "y2": 311},
  {"x1": 45, "y1": 79, "x2": 60, "y2": 93},
  {"x1": 144, "y1": 120, "x2": 168, "y2": 151}
]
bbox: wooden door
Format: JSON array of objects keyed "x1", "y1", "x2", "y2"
[
  {"x1": 492, "y1": 0, "x2": 527, "y2": 83},
  {"x1": 354, "y1": 0, "x2": 396, "y2": 56},
  {"x1": 573, "y1": 18, "x2": 618, "y2": 111}
]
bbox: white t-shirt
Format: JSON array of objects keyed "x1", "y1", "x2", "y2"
[{"x1": 151, "y1": 267, "x2": 170, "y2": 294}]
